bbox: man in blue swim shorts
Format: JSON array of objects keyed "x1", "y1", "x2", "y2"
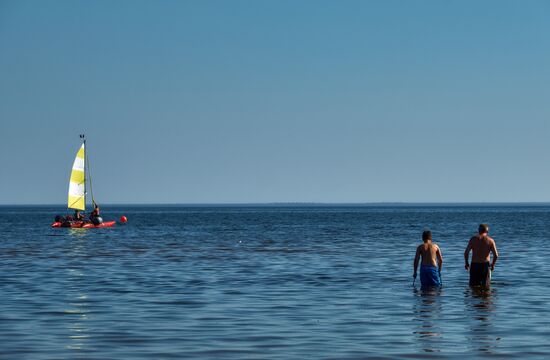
[{"x1": 413, "y1": 230, "x2": 443, "y2": 288}]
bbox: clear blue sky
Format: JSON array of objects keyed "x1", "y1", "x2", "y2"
[{"x1": 1, "y1": 0, "x2": 550, "y2": 204}]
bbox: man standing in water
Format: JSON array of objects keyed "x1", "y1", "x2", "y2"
[
  {"x1": 413, "y1": 230, "x2": 443, "y2": 288},
  {"x1": 464, "y1": 224, "x2": 499, "y2": 287}
]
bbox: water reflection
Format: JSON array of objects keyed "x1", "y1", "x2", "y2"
[
  {"x1": 464, "y1": 286, "x2": 500, "y2": 355},
  {"x1": 65, "y1": 292, "x2": 91, "y2": 351},
  {"x1": 64, "y1": 235, "x2": 91, "y2": 353},
  {"x1": 68, "y1": 228, "x2": 88, "y2": 239},
  {"x1": 412, "y1": 287, "x2": 443, "y2": 353}
]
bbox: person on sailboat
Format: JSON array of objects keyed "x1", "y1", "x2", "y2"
[
  {"x1": 89, "y1": 203, "x2": 103, "y2": 225},
  {"x1": 74, "y1": 210, "x2": 85, "y2": 221}
]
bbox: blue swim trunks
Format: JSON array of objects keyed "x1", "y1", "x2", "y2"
[{"x1": 420, "y1": 265, "x2": 441, "y2": 288}]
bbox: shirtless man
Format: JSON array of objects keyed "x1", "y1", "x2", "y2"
[
  {"x1": 464, "y1": 224, "x2": 499, "y2": 287},
  {"x1": 413, "y1": 230, "x2": 443, "y2": 288}
]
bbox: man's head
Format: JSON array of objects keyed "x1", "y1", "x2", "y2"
[
  {"x1": 478, "y1": 223, "x2": 489, "y2": 234},
  {"x1": 422, "y1": 230, "x2": 432, "y2": 242}
]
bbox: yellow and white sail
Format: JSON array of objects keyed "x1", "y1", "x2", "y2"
[{"x1": 68, "y1": 143, "x2": 86, "y2": 210}]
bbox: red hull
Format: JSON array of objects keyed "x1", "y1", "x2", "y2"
[{"x1": 51, "y1": 221, "x2": 116, "y2": 228}]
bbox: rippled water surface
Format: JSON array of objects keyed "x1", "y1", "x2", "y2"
[{"x1": 1, "y1": 205, "x2": 550, "y2": 359}]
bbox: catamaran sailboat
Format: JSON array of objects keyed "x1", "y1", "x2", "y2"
[{"x1": 52, "y1": 135, "x2": 117, "y2": 228}]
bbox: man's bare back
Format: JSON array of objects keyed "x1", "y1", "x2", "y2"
[
  {"x1": 467, "y1": 235, "x2": 497, "y2": 264},
  {"x1": 416, "y1": 243, "x2": 440, "y2": 267}
]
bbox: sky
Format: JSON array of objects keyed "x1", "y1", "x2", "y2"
[{"x1": 1, "y1": 0, "x2": 550, "y2": 204}]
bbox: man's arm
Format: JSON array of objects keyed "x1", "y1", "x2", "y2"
[
  {"x1": 464, "y1": 239, "x2": 472, "y2": 270},
  {"x1": 490, "y1": 239, "x2": 499, "y2": 271},
  {"x1": 413, "y1": 246, "x2": 421, "y2": 278},
  {"x1": 436, "y1": 246, "x2": 443, "y2": 272}
]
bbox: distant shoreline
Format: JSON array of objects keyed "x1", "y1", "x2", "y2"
[{"x1": 2, "y1": 202, "x2": 550, "y2": 207}]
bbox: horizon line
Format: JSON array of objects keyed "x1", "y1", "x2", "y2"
[{"x1": 2, "y1": 201, "x2": 550, "y2": 207}]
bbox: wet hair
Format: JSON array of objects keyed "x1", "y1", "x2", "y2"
[
  {"x1": 478, "y1": 223, "x2": 489, "y2": 234},
  {"x1": 422, "y1": 230, "x2": 432, "y2": 241}
]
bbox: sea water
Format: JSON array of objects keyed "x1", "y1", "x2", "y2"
[{"x1": 1, "y1": 205, "x2": 550, "y2": 359}]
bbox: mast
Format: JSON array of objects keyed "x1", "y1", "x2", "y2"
[
  {"x1": 80, "y1": 134, "x2": 86, "y2": 208},
  {"x1": 83, "y1": 134, "x2": 96, "y2": 207}
]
